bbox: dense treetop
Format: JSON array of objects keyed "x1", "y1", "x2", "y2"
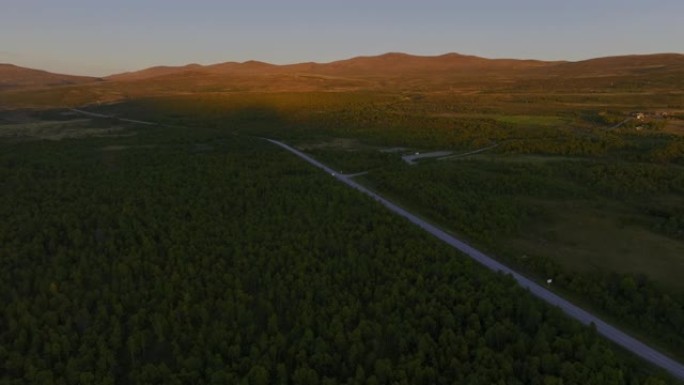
[{"x1": 0, "y1": 126, "x2": 674, "y2": 384}]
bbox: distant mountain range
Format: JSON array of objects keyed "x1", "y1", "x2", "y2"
[
  {"x1": 2, "y1": 52, "x2": 683, "y2": 95},
  {"x1": 105, "y1": 52, "x2": 556, "y2": 81}
]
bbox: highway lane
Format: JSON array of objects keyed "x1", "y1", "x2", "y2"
[{"x1": 266, "y1": 138, "x2": 684, "y2": 380}]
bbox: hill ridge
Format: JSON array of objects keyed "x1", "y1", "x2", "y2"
[{"x1": 2, "y1": 52, "x2": 682, "y2": 93}]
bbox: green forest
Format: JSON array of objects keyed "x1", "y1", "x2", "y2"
[
  {"x1": 0, "y1": 118, "x2": 676, "y2": 384},
  {"x1": 83, "y1": 93, "x2": 684, "y2": 366}
]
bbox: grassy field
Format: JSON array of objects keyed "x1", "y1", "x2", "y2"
[
  {"x1": 0, "y1": 108, "x2": 142, "y2": 141},
  {"x1": 494, "y1": 114, "x2": 570, "y2": 127},
  {"x1": 510, "y1": 198, "x2": 684, "y2": 290},
  {"x1": 0, "y1": 118, "x2": 131, "y2": 141}
]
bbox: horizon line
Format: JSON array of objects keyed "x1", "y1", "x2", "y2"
[{"x1": 3, "y1": 50, "x2": 683, "y2": 78}]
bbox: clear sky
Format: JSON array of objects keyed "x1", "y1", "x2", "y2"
[{"x1": 1, "y1": 0, "x2": 682, "y2": 76}]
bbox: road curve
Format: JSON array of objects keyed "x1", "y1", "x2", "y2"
[{"x1": 266, "y1": 138, "x2": 684, "y2": 380}]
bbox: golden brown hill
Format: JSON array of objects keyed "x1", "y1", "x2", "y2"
[
  {"x1": 105, "y1": 63, "x2": 204, "y2": 81},
  {"x1": 535, "y1": 53, "x2": 684, "y2": 76},
  {"x1": 0, "y1": 64, "x2": 98, "y2": 90},
  {"x1": 1, "y1": 52, "x2": 682, "y2": 108},
  {"x1": 308, "y1": 52, "x2": 556, "y2": 76},
  {"x1": 100, "y1": 52, "x2": 683, "y2": 93},
  {"x1": 105, "y1": 52, "x2": 557, "y2": 81},
  {"x1": 517, "y1": 53, "x2": 684, "y2": 91},
  {"x1": 97, "y1": 53, "x2": 563, "y2": 93}
]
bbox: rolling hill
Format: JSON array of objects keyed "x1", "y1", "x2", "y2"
[
  {"x1": 0, "y1": 64, "x2": 98, "y2": 91},
  {"x1": 533, "y1": 53, "x2": 684, "y2": 76},
  {"x1": 100, "y1": 52, "x2": 684, "y2": 92},
  {"x1": 1, "y1": 52, "x2": 682, "y2": 107},
  {"x1": 105, "y1": 52, "x2": 558, "y2": 81}
]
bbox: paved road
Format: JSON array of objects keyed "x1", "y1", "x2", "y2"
[
  {"x1": 266, "y1": 138, "x2": 684, "y2": 380},
  {"x1": 70, "y1": 108, "x2": 112, "y2": 119},
  {"x1": 70, "y1": 109, "x2": 158, "y2": 125},
  {"x1": 402, "y1": 151, "x2": 453, "y2": 165},
  {"x1": 439, "y1": 143, "x2": 500, "y2": 161}
]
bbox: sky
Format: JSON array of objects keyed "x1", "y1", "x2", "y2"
[{"x1": 1, "y1": 0, "x2": 682, "y2": 76}]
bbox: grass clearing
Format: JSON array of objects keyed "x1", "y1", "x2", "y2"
[
  {"x1": 0, "y1": 117, "x2": 131, "y2": 140},
  {"x1": 494, "y1": 114, "x2": 569, "y2": 127},
  {"x1": 101, "y1": 144, "x2": 158, "y2": 151},
  {"x1": 432, "y1": 112, "x2": 571, "y2": 127},
  {"x1": 509, "y1": 199, "x2": 684, "y2": 291},
  {"x1": 447, "y1": 153, "x2": 584, "y2": 163}
]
